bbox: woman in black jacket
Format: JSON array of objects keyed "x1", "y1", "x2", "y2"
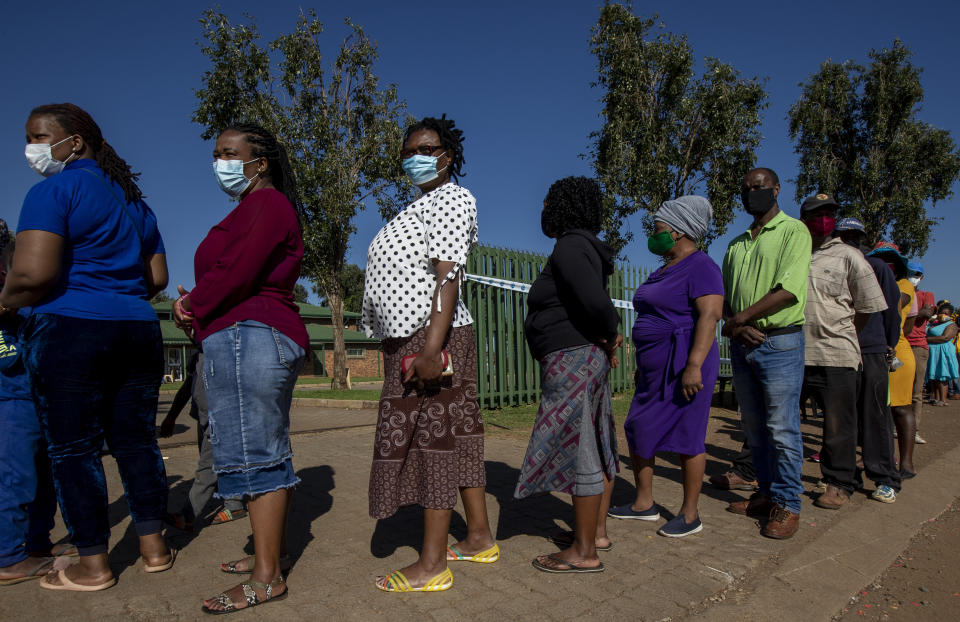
[{"x1": 514, "y1": 176, "x2": 621, "y2": 573}]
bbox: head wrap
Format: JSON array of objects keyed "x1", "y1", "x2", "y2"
[{"x1": 654, "y1": 195, "x2": 713, "y2": 242}]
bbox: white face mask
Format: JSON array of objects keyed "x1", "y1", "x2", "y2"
[
  {"x1": 25, "y1": 135, "x2": 77, "y2": 177},
  {"x1": 908, "y1": 276, "x2": 922, "y2": 287},
  {"x1": 213, "y1": 158, "x2": 260, "y2": 198}
]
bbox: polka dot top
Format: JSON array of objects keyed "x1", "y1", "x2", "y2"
[{"x1": 362, "y1": 182, "x2": 478, "y2": 339}]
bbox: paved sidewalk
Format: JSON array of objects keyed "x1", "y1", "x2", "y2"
[{"x1": 2, "y1": 398, "x2": 958, "y2": 621}]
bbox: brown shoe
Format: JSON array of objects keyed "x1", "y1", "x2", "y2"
[
  {"x1": 762, "y1": 505, "x2": 799, "y2": 539},
  {"x1": 726, "y1": 492, "x2": 775, "y2": 517},
  {"x1": 814, "y1": 484, "x2": 849, "y2": 510},
  {"x1": 709, "y1": 471, "x2": 759, "y2": 491}
]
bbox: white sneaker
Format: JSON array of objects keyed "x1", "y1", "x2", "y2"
[
  {"x1": 871, "y1": 485, "x2": 896, "y2": 503},
  {"x1": 915, "y1": 433, "x2": 927, "y2": 444}
]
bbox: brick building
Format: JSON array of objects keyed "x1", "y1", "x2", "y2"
[{"x1": 154, "y1": 301, "x2": 382, "y2": 381}]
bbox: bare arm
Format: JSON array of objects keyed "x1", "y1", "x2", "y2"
[
  {"x1": 927, "y1": 323, "x2": 959, "y2": 344},
  {"x1": 682, "y1": 294, "x2": 724, "y2": 401},
  {"x1": 405, "y1": 260, "x2": 458, "y2": 386},
  {"x1": 144, "y1": 253, "x2": 169, "y2": 299},
  {"x1": 0, "y1": 230, "x2": 64, "y2": 310}
]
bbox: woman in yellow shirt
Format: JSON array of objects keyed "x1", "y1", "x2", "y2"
[{"x1": 868, "y1": 243, "x2": 917, "y2": 479}]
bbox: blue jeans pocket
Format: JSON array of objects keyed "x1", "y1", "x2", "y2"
[
  {"x1": 271, "y1": 327, "x2": 305, "y2": 372},
  {"x1": 766, "y1": 332, "x2": 802, "y2": 352}
]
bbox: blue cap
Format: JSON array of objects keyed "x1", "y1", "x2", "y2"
[
  {"x1": 907, "y1": 261, "x2": 924, "y2": 275},
  {"x1": 835, "y1": 217, "x2": 866, "y2": 233}
]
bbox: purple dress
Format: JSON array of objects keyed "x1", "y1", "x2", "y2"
[{"x1": 624, "y1": 251, "x2": 723, "y2": 459}]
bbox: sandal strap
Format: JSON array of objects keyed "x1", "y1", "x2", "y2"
[
  {"x1": 387, "y1": 570, "x2": 412, "y2": 592},
  {"x1": 424, "y1": 568, "x2": 454, "y2": 590},
  {"x1": 212, "y1": 592, "x2": 237, "y2": 611},
  {"x1": 241, "y1": 583, "x2": 260, "y2": 606},
  {"x1": 222, "y1": 556, "x2": 253, "y2": 573},
  {"x1": 445, "y1": 545, "x2": 463, "y2": 560}
]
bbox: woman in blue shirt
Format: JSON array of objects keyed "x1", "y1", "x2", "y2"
[{"x1": 0, "y1": 103, "x2": 174, "y2": 592}]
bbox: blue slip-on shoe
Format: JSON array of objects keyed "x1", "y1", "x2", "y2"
[
  {"x1": 657, "y1": 514, "x2": 703, "y2": 538},
  {"x1": 607, "y1": 503, "x2": 660, "y2": 521},
  {"x1": 871, "y1": 485, "x2": 896, "y2": 504}
]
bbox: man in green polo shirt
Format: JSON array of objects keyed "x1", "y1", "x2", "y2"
[{"x1": 721, "y1": 167, "x2": 811, "y2": 540}]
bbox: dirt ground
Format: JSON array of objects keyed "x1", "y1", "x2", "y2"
[
  {"x1": 831, "y1": 399, "x2": 960, "y2": 622},
  {"x1": 834, "y1": 497, "x2": 960, "y2": 621}
]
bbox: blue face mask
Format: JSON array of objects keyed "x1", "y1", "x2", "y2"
[
  {"x1": 213, "y1": 158, "x2": 260, "y2": 197},
  {"x1": 402, "y1": 152, "x2": 447, "y2": 185}
]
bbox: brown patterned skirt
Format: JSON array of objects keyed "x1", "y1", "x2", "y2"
[{"x1": 368, "y1": 324, "x2": 486, "y2": 519}]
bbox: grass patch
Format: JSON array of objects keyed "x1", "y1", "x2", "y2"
[
  {"x1": 483, "y1": 392, "x2": 634, "y2": 434},
  {"x1": 295, "y1": 389, "x2": 382, "y2": 400},
  {"x1": 159, "y1": 381, "x2": 185, "y2": 393}
]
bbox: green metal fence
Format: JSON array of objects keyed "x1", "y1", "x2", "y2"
[{"x1": 463, "y1": 244, "x2": 651, "y2": 409}]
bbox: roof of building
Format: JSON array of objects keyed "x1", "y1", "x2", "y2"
[{"x1": 159, "y1": 320, "x2": 378, "y2": 347}]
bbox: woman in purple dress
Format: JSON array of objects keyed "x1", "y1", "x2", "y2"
[{"x1": 609, "y1": 196, "x2": 723, "y2": 538}]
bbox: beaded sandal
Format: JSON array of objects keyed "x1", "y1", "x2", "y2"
[{"x1": 201, "y1": 576, "x2": 287, "y2": 615}]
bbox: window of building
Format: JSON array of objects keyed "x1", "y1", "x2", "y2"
[{"x1": 347, "y1": 347, "x2": 365, "y2": 358}]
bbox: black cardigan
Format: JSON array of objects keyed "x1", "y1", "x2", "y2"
[{"x1": 524, "y1": 229, "x2": 620, "y2": 360}]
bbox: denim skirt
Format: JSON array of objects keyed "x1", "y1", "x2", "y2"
[{"x1": 201, "y1": 320, "x2": 305, "y2": 499}]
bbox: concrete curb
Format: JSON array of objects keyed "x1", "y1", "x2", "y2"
[
  {"x1": 696, "y1": 442, "x2": 960, "y2": 621},
  {"x1": 290, "y1": 397, "x2": 379, "y2": 409}
]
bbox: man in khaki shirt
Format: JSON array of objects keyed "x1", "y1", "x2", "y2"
[{"x1": 800, "y1": 195, "x2": 887, "y2": 510}]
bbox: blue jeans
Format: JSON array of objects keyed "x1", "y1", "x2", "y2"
[
  {"x1": 730, "y1": 331, "x2": 805, "y2": 513},
  {"x1": 201, "y1": 321, "x2": 305, "y2": 500},
  {"x1": 22, "y1": 314, "x2": 167, "y2": 556},
  {"x1": 0, "y1": 398, "x2": 57, "y2": 566}
]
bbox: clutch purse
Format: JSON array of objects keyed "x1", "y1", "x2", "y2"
[{"x1": 401, "y1": 350, "x2": 454, "y2": 380}]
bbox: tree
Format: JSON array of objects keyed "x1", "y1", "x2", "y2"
[
  {"x1": 194, "y1": 8, "x2": 413, "y2": 388},
  {"x1": 292, "y1": 283, "x2": 310, "y2": 303},
  {"x1": 589, "y1": 3, "x2": 768, "y2": 251},
  {"x1": 150, "y1": 290, "x2": 173, "y2": 303},
  {"x1": 788, "y1": 40, "x2": 960, "y2": 256},
  {"x1": 313, "y1": 263, "x2": 364, "y2": 313}
]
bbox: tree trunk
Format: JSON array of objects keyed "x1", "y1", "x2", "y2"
[{"x1": 328, "y1": 286, "x2": 349, "y2": 390}]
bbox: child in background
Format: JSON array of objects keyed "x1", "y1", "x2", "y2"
[
  {"x1": 925, "y1": 301, "x2": 959, "y2": 406},
  {"x1": 0, "y1": 223, "x2": 72, "y2": 585}
]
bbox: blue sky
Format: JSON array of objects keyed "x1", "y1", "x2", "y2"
[{"x1": 2, "y1": 1, "x2": 958, "y2": 302}]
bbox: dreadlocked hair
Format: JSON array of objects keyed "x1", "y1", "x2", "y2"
[
  {"x1": 403, "y1": 115, "x2": 466, "y2": 181},
  {"x1": 223, "y1": 124, "x2": 300, "y2": 215},
  {"x1": 542, "y1": 176, "x2": 604, "y2": 236},
  {"x1": 29, "y1": 103, "x2": 143, "y2": 203}
]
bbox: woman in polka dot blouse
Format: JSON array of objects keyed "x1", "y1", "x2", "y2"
[{"x1": 363, "y1": 116, "x2": 496, "y2": 593}]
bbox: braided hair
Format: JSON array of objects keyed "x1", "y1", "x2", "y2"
[
  {"x1": 223, "y1": 124, "x2": 300, "y2": 215},
  {"x1": 403, "y1": 115, "x2": 465, "y2": 181},
  {"x1": 29, "y1": 103, "x2": 143, "y2": 203},
  {"x1": 542, "y1": 176, "x2": 604, "y2": 236}
]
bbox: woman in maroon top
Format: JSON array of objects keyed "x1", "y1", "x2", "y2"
[{"x1": 174, "y1": 124, "x2": 307, "y2": 614}]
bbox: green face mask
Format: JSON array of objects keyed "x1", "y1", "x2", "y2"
[{"x1": 647, "y1": 230, "x2": 676, "y2": 255}]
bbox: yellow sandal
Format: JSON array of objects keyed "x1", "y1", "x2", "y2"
[
  {"x1": 376, "y1": 567, "x2": 453, "y2": 592},
  {"x1": 446, "y1": 542, "x2": 500, "y2": 563}
]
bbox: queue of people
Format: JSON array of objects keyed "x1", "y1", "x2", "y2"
[{"x1": 0, "y1": 101, "x2": 951, "y2": 609}]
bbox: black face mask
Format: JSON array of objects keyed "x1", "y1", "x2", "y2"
[{"x1": 741, "y1": 188, "x2": 777, "y2": 216}]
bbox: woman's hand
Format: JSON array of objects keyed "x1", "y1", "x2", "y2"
[
  {"x1": 403, "y1": 349, "x2": 445, "y2": 390},
  {"x1": 158, "y1": 413, "x2": 177, "y2": 438},
  {"x1": 600, "y1": 334, "x2": 623, "y2": 369},
  {"x1": 681, "y1": 365, "x2": 704, "y2": 401},
  {"x1": 173, "y1": 284, "x2": 194, "y2": 338}
]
